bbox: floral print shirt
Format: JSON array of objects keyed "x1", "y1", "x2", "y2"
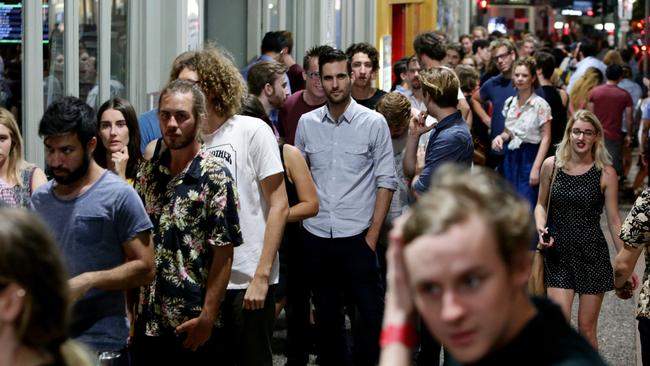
[
  {"x1": 620, "y1": 188, "x2": 650, "y2": 318},
  {"x1": 135, "y1": 149, "x2": 242, "y2": 336},
  {"x1": 502, "y1": 93, "x2": 552, "y2": 150}
]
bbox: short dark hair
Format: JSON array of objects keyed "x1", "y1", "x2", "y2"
[
  {"x1": 605, "y1": 63, "x2": 623, "y2": 81},
  {"x1": 318, "y1": 48, "x2": 350, "y2": 76},
  {"x1": 580, "y1": 40, "x2": 597, "y2": 58},
  {"x1": 247, "y1": 60, "x2": 287, "y2": 96},
  {"x1": 303, "y1": 45, "x2": 335, "y2": 71},
  {"x1": 392, "y1": 58, "x2": 408, "y2": 90},
  {"x1": 39, "y1": 96, "x2": 97, "y2": 147},
  {"x1": 446, "y1": 42, "x2": 465, "y2": 59},
  {"x1": 95, "y1": 98, "x2": 143, "y2": 179},
  {"x1": 454, "y1": 64, "x2": 480, "y2": 93},
  {"x1": 345, "y1": 42, "x2": 379, "y2": 72},
  {"x1": 472, "y1": 39, "x2": 490, "y2": 54},
  {"x1": 261, "y1": 31, "x2": 289, "y2": 54},
  {"x1": 413, "y1": 32, "x2": 447, "y2": 62},
  {"x1": 534, "y1": 51, "x2": 556, "y2": 80}
]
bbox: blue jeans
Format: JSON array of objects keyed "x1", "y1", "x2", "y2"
[{"x1": 303, "y1": 229, "x2": 384, "y2": 366}]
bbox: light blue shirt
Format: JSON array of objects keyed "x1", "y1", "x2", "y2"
[{"x1": 295, "y1": 99, "x2": 397, "y2": 238}]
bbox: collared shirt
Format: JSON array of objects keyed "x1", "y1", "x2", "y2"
[
  {"x1": 135, "y1": 149, "x2": 242, "y2": 337},
  {"x1": 295, "y1": 99, "x2": 397, "y2": 238},
  {"x1": 502, "y1": 93, "x2": 552, "y2": 150},
  {"x1": 413, "y1": 111, "x2": 474, "y2": 193}
]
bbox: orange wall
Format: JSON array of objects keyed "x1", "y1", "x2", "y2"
[{"x1": 376, "y1": 0, "x2": 437, "y2": 58}]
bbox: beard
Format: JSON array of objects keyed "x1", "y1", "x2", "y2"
[
  {"x1": 46, "y1": 152, "x2": 91, "y2": 185},
  {"x1": 164, "y1": 122, "x2": 198, "y2": 150}
]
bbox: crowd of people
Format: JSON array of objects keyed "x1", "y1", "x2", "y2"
[{"x1": 4, "y1": 24, "x2": 650, "y2": 366}]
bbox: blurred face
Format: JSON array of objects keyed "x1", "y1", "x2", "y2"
[
  {"x1": 477, "y1": 47, "x2": 491, "y2": 63},
  {"x1": 350, "y1": 52, "x2": 374, "y2": 88},
  {"x1": 389, "y1": 119, "x2": 409, "y2": 138},
  {"x1": 268, "y1": 73, "x2": 289, "y2": 109},
  {"x1": 519, "y1": 41, "x2": 534, "y2": 58},
  {"x1": 461, "y1": 57, "x2": 476, "y2": 68},
  {"x1": 0, "y1": 124, "x2": 13, "y2": 166},
  {"x1": 461, "y1": 38, "x2": 473, "y2": 55},
  {"x1": 304, "y1": 56, "x2": 324, "y2": 99},
  {"x1": 407, "y1": 59, "x2": 422, "y2": 90},
  {"x1": 321, "y1": 60, "x2": 351, "y2": 106},
  {"x1": 493, "y1": 46, "x2": 515, "y2": 74},
  {"x1": 418, "y1": 54, "x2": 438, "y2": 70},
  {"x1": 472, "y1": 29, "x2": 486, "y2": 40},
  {"x1": 44, "y1": 133, "x2": 94, "y2": 185},
  {"x1": 178, "y1": 68, "x2": 199, "y2": 83},
  {"x1": 445, "y1": 49, "x2": 461, "y2": 67},
  {"x1": 513, "y1": 65, "x2": 534, "y2": 91},
  {"x1": 99, "y1": 108, "x2": 129, "y2": 154},
  {"x1": 159, "y1": 92, "x2": 198, "y2": 150},
  {"x1": 404, "y1": 215, "x2": 527, "y2": 364},
  {"x1": 570, "y1": 119, "x2": 598, "y2": 155}
]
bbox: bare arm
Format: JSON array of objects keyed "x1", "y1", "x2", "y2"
[
  {"x1": 533, "y1": 157, "x2": 555, "y2": 245},
  {"x1": 625, "y1": 106, "x2": 634, "y2": 146},
  {"x1": 471, "y1": 89, "x2": 491, "y2": 128},
  {"x1": 30, "y1": 167, "x2": 47, "y2": 193},
  {"x1": 365, "y1": 187, "x2": 394, "y2": 250},
  {"x1": 244, "y1": 173, "x2": 289, "y2": 310},
  {"x1": 68, "y1": 231, "x2": 154, "y2": 301},
  {"x1": 283, "y1": 144, "x2": 319, "y2": 222},
  {"x1": 529, "y1": 120, "x2": 552, "y2": 187},
  {"x1": 176, "y1": 244, "x2": 234, "y2": 350},
  {"x1": 602, "y1": 166, "x2": 625, "y2": 252},
  {"x1": 458, "y1": 98, "x2": 470, "y2": 121},
  {"x1": 559, "y1": 89, "x2": 569, "y2": 107},
  {"x1": 614, "y1": 244, "x2": 643, "y2": 289}
]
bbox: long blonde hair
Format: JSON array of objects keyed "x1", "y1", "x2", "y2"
[
  {"x1": 554, "y1": 109, "x2": 611, "y2": 170},
  {"x1": 569, "y1": 67, "x2": 603, "y2": 112},
  {"x1": 0, "y1": 108, "x2": 29, "y2": 186}
]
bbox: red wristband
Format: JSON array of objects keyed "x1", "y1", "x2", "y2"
[{"x1": 380, "y1": 324, "x2": 417, "y2": 348}]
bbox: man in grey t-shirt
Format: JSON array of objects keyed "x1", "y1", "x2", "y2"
[{"x1": 31, "y1": 97, "x2": 154, "y2": 357}]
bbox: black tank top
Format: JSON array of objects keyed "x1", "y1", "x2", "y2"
[{"x1": 541, "y1": 86, "x2": 567, "y2": 157}]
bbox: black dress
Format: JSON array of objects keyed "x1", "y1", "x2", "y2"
[
  {"x1": 544, "y1": 164, "x2": 614, "y2": 294},
  {"x1": 276, "y1": 143, "x2": 300, "y2": 299}
]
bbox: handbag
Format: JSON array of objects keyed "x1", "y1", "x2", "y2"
[{"x1": 527, "y1": 158, "x2": 558, "y2": 296}]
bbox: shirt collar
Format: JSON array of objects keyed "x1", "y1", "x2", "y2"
[
  {"x1": 436, "y1": 110, "x2": 462, "y2": 130},
  {"x1": 322, "y1": 98, "x2": 357, "y2": 125}
]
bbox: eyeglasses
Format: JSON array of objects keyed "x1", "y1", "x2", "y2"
[
  {"x1": 492, "y1": 52, "x2": 512, "y2": 62},
  {"x1": 307, "y1": 72, "x2": 320, "y2": 80},
  {"x1": 571, "y1": 128, "x2": 596, "y2": 138}
]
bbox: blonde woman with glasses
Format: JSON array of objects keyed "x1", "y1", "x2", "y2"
[{"x1": 534, "y1": 109, "x2": 630, "y2": 349}]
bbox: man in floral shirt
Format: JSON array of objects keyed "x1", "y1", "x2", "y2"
[
  {"x1": 615, "y1": 189, "x2": 649, "y2": 363},
  {"x1": 131, "y1": 79, "x2": 242, "y2": 364}
]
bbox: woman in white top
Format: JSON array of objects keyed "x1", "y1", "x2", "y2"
[{"x1": 492, "y1": 57, "x2": 552, "y2": 226}]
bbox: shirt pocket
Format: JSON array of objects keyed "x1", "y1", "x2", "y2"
[
  {"x1": 305, "y1": 143, "x2": 331, "y2": 170},
  {"x1": 73, "y1": 216, "x2": 120, "y2": 272},
  {"x1": 342, "y1": 144, "x2": 370, "y2": 172}
]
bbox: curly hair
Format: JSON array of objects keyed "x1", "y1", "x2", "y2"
[
  {"x1": 169, "y1": 51, "x2": 200, "y2": 82},
  {"x1": 512, "y1": 56, "x2": 539, "y2": 89},
  {"x1": 345, "y1": 42, "x2": 379, "y2": 72},
  {"x1": 195, "y1": 45, "x2": 247, "y2": 119},
  {"x1": 376, "y1": 92, "x2": 411, "y2": 132}
]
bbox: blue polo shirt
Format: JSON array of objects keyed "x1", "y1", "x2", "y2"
[
  {"x1": 413, "y1": 111, "x2": 473, "y2": 194},
  {"x1": 479, "y1": 74, "x2": 516, "y2": 139}
]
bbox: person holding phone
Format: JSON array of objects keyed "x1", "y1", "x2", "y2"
[{"x1": 534, "y1": 109, "x2": 625, "y2": 349}]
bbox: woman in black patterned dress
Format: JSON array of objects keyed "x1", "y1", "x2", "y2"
[{"x1": 534, "y1": 109, "x2": 625, "y2": 349}]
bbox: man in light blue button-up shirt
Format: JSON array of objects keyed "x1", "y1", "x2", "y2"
[{"x1": 295, "y1": 48, "x2": 397, "y2": 366}]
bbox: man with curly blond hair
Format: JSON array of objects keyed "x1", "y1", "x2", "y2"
[{"x1": 194, "y1": 45, "x2": 289, "y2": 366}]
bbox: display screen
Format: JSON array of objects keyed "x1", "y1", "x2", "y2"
[{"x1": 0, "y1": 2, "x2": 49, "y2": 44}]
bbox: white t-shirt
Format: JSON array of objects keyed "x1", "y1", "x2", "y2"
[{"x1": 202, "y1": 115, "x2": 284, "y2": 289}]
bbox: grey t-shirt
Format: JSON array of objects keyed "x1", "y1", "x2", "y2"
[{"x1": 32, "y1": 171, "x2": 153, "y2": 352}]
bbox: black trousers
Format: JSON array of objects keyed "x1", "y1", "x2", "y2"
[
  {"x1": 639, "y1": 317, "x2": 650, "y2": 365},
  {"x1": 130, "y1": 329, "x2": 218, "y2": 365},
  {"x1": 303, "y1": 229, "x2": 384, "y2": 366}
]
